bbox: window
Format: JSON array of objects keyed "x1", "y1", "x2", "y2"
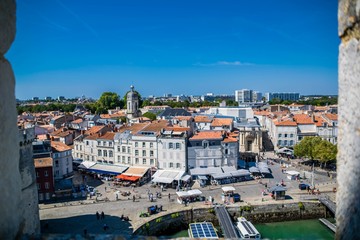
[
  {"x1": 142, "y1": 150, "x2": 146, "y2": 156},
  {"x1": 103, "y1": 150, "x2": 107, "y2": 157},
  {"x1": 150, "y1": 143, "x2": 153, "y2": 148},
  {"x1": 117, "y1": 146, "x2": 120, "y2": 152},
  {"x1": 91, "y1": 156, "x2": 94, "y2": 161},
  {"x1": 284, "y1": 140, "x2": 288, "y2": 146},
  {"x1": 86, "y1": 141, "x2": 89, "y2": 146},
  {"x1": 150, "y1": 159, "x2": 154, "y2": 165},
  {"x1": 98, "y1": 150, "x2": 102, "y2": 156},
  {"x1": 135, "y1": 142, "x2": 138, "y2": 147},
  {"x1": 80, "y1": 145, "x2": 82, "y2": 151},
  {"x1": 122, "y1": 146, "x2": 126, "y2": 152},
  {"x1": 102, "y1": 141, "x2": 105, "y2": 146},
  {"x1": 45, "y1": 182, "x2": 49, "y2": 189},
  {"x1": 225, "y1": 149, "x2": 229, "y2": 155},
  {"x1": 55, "y1": 160, "x2": 59, "y2": 167},
  {"x1": 278, "y1": 134, "x2": 282, "y2": 138},
  {"x1": 142, "y1": 142, "x2": 146, "y2": 147},
  {"x1": 76, "y1": 145, "x2": 78, "y2": 150},
  {"x1": 290, "y1": 140, "x2": 294, "y2": 146},
  {"x1": 150, "y1": 150, "x2": 154, "y2": 157},
  {"x1": 290, "y1": 134, "x2": 294, "y2": 138},
  {"x1": 97, "y1": 141, "x2": 101, "y2": 146},
  {"x1": 127, "y1": 157, "x2": 130, "y2": 164},
  {"x1": 284, "y1": 134, "x2": 288, "y2": 138},
  {"x1": 91, "y1": 148, "x2": 93, "y2": 153},
  {"x1": 127, "y1": 147, "x2": 130, "y2": 153},
  {"x1": 55, "y1": 170, "x2": 59, "y2": 176},
  {"x1": 135, "y1": 150, "x2": 139, "y2": 156},
  {"x1": 109, "y1": 142, "x2": 112, "y2": 147},
  {"x1": 143, "y1": 158, "x2": 146, "y2": 165},
  {"x1": 169, "y1": 143, "x2": 173, "y2": 149},
  {"x1": 175, "y1": 143, "x2": 181, "y2": 149},
  {"x1": 109, "y1": 150, "x2": 113, "y2": 157},
  {"x1": 278, "y1": 140, "x2": 282, "y2": 146},
  {"x1": 203, "y1": 141, "x2": 208, "y2": 148},
  {"x1": 122, "y1": 156, "x2": 125, "y2": 163},
  {"x1": 66, "y1": 158, "x2": 69, "y2": 165},
  {"x1": 37, "y1": 184, "x2": 41, "y2": 190},
  {"x1": 176, "y1": 163, "x2": 181, "y2": 168},
  {"x1": 36, "y1": 171, "x2": 39, "y2": 178},
  {"x1": 169, "y1": 162, "x2": 174, "y2": 168},
  {"x1": 135, "y1": 158, "x2": 139, "y2": 164}
]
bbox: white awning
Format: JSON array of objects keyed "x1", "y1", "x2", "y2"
[
  {"x1": 152, "y1": 177, "x2": 173, "y2": 184},
  {"x1": 151, "y1": 170, "x2": 185, "y2": 184},
  {"x1": 211, "y1": 172, "x2": 232, "y2": 180},
  {"x1": 249, "y1": 167, "x2": 260, "y2": 173},
  {"x1": 190, "y1": 167, "x2": 223, "y2": 175},
  {"x1": 181, "y1": 174, "x2": 191, "y2": 182},
  {"x1": 222, "y1": 186, "x2": 235, "y2": 192},
  {"x1": 229, "y1": 169, "x2": 251, "y2": 177},
  {"x1": 286, "y1": 170, "x2": 300, "y2": 176},
  {"x1": 221, "y1": 166, "x2": 237, "y2": 173},
  {"x1": 79, "y1": 161, "x2": 96, "y2": 169},
  {"x1": 176, "y1": 191, "x2": 190, "y2": 198},
  {"x1": 187, "y1": 189, "x2": 202, "y2": 196},
  {"x1": 89, "y1": 164, "x2": 128, "y2": 175}
]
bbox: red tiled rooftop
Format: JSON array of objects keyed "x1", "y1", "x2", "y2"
[
  {"x1": 51, "y1": 141, "x2": 72, "y2": 152},
  {"x1": 194, "y1": 116, "x2": 212, "y2": 123},
  {"x1": 190, "y1": 131, "x2": 223, "y2": 140},
  {"x1": 211, "y1": 118, "x2": 233, "y2": 127}
]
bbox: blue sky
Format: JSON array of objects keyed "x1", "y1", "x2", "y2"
[{"x1": 8, "y1": 0, "x2": 339, "y2": 100}]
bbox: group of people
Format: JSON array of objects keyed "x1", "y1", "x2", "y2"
[{"x1": 96, "y1": 211, "x2": 105, "y2": 220}]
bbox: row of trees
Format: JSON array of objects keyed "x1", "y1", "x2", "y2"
[
  {"x1": 294, "y1": 136, "x2": 337, "y2": 167},
  {"x1": 269, "y1": 96, "x2": 338, "y2": 106}
]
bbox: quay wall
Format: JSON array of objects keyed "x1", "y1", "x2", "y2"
[{"x1": 134, "y1": 202, "x2": 331, "y2": 236}]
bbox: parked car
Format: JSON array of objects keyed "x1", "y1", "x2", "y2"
[{"x1": 299, "y1": 183, "x2": 310, "y2": 190}]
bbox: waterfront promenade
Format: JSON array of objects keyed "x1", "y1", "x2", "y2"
[{"x1": 40, "y1": 153, "x2": 337, "y2": 236}]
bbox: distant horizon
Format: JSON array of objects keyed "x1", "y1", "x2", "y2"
[{"x1": 8, "y1": 0, "x2": 339, "y2": 100}]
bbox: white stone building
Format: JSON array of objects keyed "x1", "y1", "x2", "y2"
[{"x1": 51, "y1": 141, "x2": 73, "y2": 179}]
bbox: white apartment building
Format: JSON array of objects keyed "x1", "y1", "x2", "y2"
[
  {"x1": 114, "y1": 131, "x2": 132, "y2": 165},
  {"x1": 51, "y1": 141, "x2": 73, "y2": 179},
  {"x1": 235, "y1": 89, "x2": 253, "y2": 103}
]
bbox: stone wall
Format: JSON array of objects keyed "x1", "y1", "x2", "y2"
[
  {"x1": 19, "y1": 127, "x2": 40, "y2": 235},
  {"x1": 337, "y1": 0, "x2": 360, "y2": 239},
  {"x1": 0, "y1": 0, "x2": 22, "y2": 238}
]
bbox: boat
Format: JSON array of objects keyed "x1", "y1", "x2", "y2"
[{"x1": 236, "y1": 217, "x2": 261, "y2": 239}]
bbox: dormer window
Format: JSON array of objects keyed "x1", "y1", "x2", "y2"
[{"x1": 202, "y1": 140, "x2": 209, "y2": 148}]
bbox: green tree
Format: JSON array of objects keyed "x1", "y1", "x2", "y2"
[
  {"x1": 142, "y1": 112, "x2": 157, "y2": 121},
  {"x1": 294, "y1": 136, "x2": 322, "y2": 160},
  {"x1": 313, "y1": 140, "x2": 337, "y2": 168},
  {"x1": 97, "y1": 92, "x2": 123, "y2": 110},
  {"x1": 142, "y1": 99, "x2": 152, "y2": 107}
]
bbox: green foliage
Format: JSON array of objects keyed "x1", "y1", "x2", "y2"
[
  {"x1": 225, "y1": 99, "x2": 239, "y2": 106},
  {"x1": 294, "y1": 136, "x2": 322, "y2": 160},
  {"x1": 240, "y1": 205, "x2": 253, "y2": 212},
  {"x1": 142, "y1": 112, "x2": 157, "y2": 121},
  {"x1": 17, "y1": 103, "x2": 76, "y2": 114},
  {"x1": 294, "y1": 136, "x2": 337, "y2": 163},
  {"x1": 171, "y1": 213, "x2": 180, "y2": 218},
  {"x1": 268, "y1": 98, "x2": 283, "y2": 105},
  {"x1": 97, "y1": 92, "x2": 123, "y2": 110},
  {"x1": 313, "y1": 140, "x2": 337, "y2": 165}
]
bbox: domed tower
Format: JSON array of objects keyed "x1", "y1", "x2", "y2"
[{"x1": 126, "y1": 85, "x2": 140, "y2": 119}]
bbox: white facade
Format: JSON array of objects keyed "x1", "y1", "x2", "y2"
[
  {"x1": 276, "y1": 126, "x2": 298, "y2": 148},
  {"x1": 131, "y1": 134, "x2": 158, "y2": 167},
  {"x1": 158, "y1": 131, "x2": 187, "y2": 170},
  {"x1": 235, "y1": 89, "x2": 253, "y2": 103},
  {"x1": 206, "y1": 107, "x2": 254, "y2": 120},
  {"x1": 52, "y1": 148, "x2": 73, "y2": 180}
]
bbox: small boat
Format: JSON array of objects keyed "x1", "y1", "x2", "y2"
[{"x1": 236, "y1": 217, "x2": 261, "y2": 239}]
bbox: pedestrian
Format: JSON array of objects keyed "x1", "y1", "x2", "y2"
[
  {"x1": 168, "y1": 193, "x2": 171, "y2": 201},
  {"x1": 96, "y1": 211, "x2": 100, "y2": 220},
  {"x1": 103, "y1": 223, "x2": 108, "y2": 231},
  {"x1": 101, "y1": 211, "x2": 105, "y2": 219},
  {"x1": 105, "y1": 186, "x2": 107, "y2": 192},
  {"x1": 133, "y1": 195, "x2": 135, "y2": 202},
  {"x1": 83, "y1": 228, "x2": 87, "y2": 236},
  {"x1": 161, "y1": 185, "x2": 164, "y2": 192}
]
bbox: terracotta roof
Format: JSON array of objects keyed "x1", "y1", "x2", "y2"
[
  {"x1": 253, "y1": 110, "x2": 271, "y2": 116},
  {"x1": 174, "y1": 116, "x2": 194, "y2": 121},
  {"x1": 194, "y1": 115, "x2": 212, "y2": 123},
  {"x1": 164, "y1": 126, "x2": 190, "y2": 132},
  {"x1": 293, "y1": 114, "x2": 314, "y2": 125},
  {"x1": 190, "y1": 131, "x2": 223, "y2": 140},
  {"x1": 324, "y1": 113, "x2": 338, "y2": 121},
  {"x1": 51, "y1": 141, "x2": 72, "y2": 152},
  {"x1": 118, "y1": 123, "x2": 149, "y2": 134},
  {"x1": 51, "y1": 128, "x2": 73, "y2": 137},
  {"x1": 222, "y1": 135, "x2": 238, "y2": 143},
  {"x1": 274, "y1": 120, "x2": 297, "y2": 126},
  {"x1": 85, "y1": 126, "x2": 105, "y2": 135},
  {"x1": 98, "y1": 132, "x2": 115, "y2": 140},
  {"x1": 140, "y1": 120, "x2": 169, "y2": 133},
  {"x1": 210, "y1": 118, "x2": 233, "y2": 127},
  {"x1": 34, "y1": 157, "x2": 53, "y2": 168},
  {"x1": 72, "y1": 118, "x2": 83, "y2": 124},
  {"x1": 314, "y1": 116, "x2": 325, "y2": 127}
]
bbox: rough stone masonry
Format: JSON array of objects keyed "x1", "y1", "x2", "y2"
[{"x1": 337, "y1": 0, "x2": 360, "y2": 239}]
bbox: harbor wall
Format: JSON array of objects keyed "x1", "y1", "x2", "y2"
[{"x1": 134, "y1": 202, "x2": 331, "y2": 236}]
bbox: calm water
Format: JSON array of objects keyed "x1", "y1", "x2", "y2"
[
  {"x1": 255, "y1": 219, "x2": 334, "y2": 240},
  {"x1": 166, "y1": 219, "x2": 334, "y2": 239}
]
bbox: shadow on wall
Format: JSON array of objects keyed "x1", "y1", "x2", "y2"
[{"x1": 41, "y1": 214, "x2": 133, "y2": 237}]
